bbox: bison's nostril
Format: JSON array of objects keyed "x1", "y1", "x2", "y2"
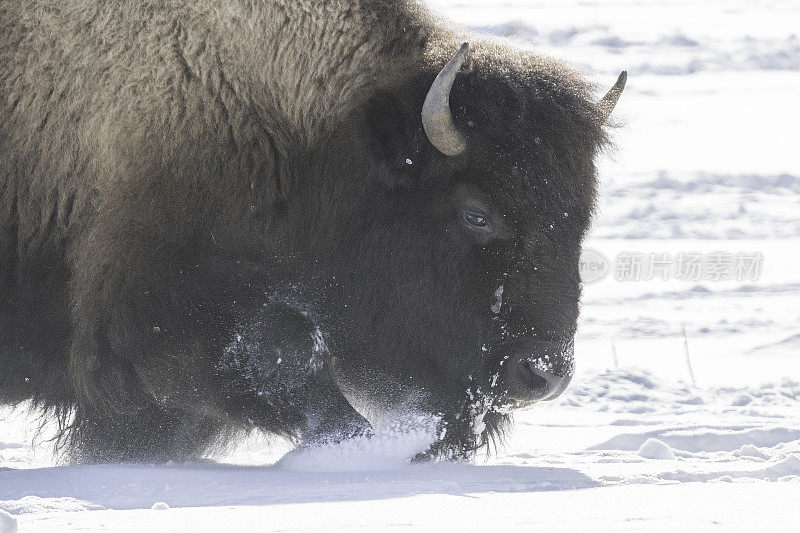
[
  {"x1": 514, "y1": 360, "x2": 572, "y2": 402},
  {"x1": 520, "y1": 361, "x2": 549, "y2": 394},
  {"x1": 501, "y1": 339, "x2": 574, "y2": 403}
]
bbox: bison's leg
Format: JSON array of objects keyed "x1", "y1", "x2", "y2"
[
  {"x1": 299, "y1": 370, "x2": 373, "y2": 446},
  {"x1": 211, "y1": 300, "x2": 372, "y2": 447},
  {"x1": 68, "y1": 404, "x2": 221, "y2": 464}
]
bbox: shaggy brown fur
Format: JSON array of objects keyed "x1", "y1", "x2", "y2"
[{"x1": 1, "y1": 0, "x2": 615, "y2": 462}]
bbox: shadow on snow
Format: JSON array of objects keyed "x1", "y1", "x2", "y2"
[{"x1": 0, "y1": 462, "x2": 597, "y2": 511}]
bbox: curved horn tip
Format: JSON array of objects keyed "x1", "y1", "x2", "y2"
[
  {"x1": 598, "y1": 70, "x2": 628, "y2": 123},
  {"x1": 421, "y1": 43, "x2": 471, "y2": 157}
]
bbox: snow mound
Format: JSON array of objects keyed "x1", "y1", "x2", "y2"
[
  {"x1": 277, "y1": 427, "x2": 437, "y2": 472},
  {"x1": 637, "y1": 438, "x2": 676, "y2": 460},
  {"x1": 0, "y1": 496, "x2": 104, "y2": 515},
  {"x1": 592, "y1": 427, "x2": 800, "y2": 454},
  {"x1": 0, "y1": 510, "x2": 16, "y2": 533},
  {"x1": 151, "y1": 502, "x2": 170, "y2": 511},
  {"x1": 766, "y1": 454, "x2": 800, "y2": 477},
  {"x1": 734, "y1": 445, "x2": 769, "y2": 459},
  {"x1": 751, "y1": 334, "x2": 800, "y2": 354}
]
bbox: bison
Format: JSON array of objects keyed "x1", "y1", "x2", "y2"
[{"x1": 0, "y1": 0, "x2": 625, "y2": 463}]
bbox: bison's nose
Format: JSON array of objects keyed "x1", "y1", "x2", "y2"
[
  {"x1": 516, "y1": 361, "x2": 572, "y2": 401},
  {"x1": 503, "y1": 339, "x2": 574, "y2": 403}
]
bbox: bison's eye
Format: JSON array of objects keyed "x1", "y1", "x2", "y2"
[
  {"x1": 464, "y1": 212, "x2": 487, "y2": 227},
  {"x1": 463, "y1": 210, "x2": 491, "y2": 231}
]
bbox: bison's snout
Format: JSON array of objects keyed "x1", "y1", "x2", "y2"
[
  {"x1": 516, "y1": 361, "x2": 572, "y2": 402},
  {"x1": 502, "y1": 339, "x2": 574, "y2": 404}
]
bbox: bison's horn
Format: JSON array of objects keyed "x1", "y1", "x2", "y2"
[
  {"x1": 598, "y1": 71, "x2": 627, "y2": 123},
  {"x1": 422, "y1": 42, "x2": 469, "y2": 156}
]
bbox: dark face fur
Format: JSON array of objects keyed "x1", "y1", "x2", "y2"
[{"x1": 291, "y1": 59, "x2": 605, "y2": 457}]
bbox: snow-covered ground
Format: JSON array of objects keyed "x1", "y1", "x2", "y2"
[
  {"x1": 3, "y1": 369, "x2": 799, "y2": 531},
  {"x1": 2, "y1": 0, "x2": 800, "y2": 531}
]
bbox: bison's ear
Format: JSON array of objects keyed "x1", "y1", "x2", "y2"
[{"x1": 364, "y1": 91, "x2": 427, "y2": 190}]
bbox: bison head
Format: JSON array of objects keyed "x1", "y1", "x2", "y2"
[{"x1": 289, "y1": 43, "x2": 625, "y2": 458}]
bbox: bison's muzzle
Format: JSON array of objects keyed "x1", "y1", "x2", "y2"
[{"x1": 502, "y1": 339, "x2": 574, "y2": 404}]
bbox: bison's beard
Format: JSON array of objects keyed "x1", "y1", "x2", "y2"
[
  {"x1": 402, "y1": 374, "x2": 514, "y2": 462},
  {"x1": 413, "y1": 406, "x2": 512, "y2": 462},
  {"x1": 330, "y1": 358, "x2": 512, "y2": 461}
]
